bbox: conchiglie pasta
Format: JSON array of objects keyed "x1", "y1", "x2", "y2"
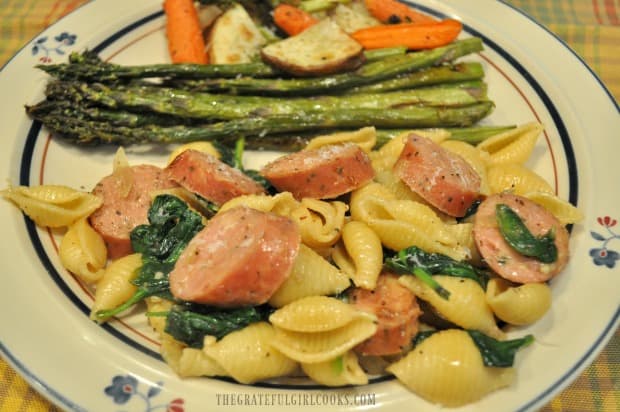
[
  {"x1": 203, "y1": 322, "x2": 297, "y2": 384},
  {"x1": 268, "y1": 244, "x2": 351, "y2": 308},
  {"x1": 301, "y1": 351, "x2": 368, "y2": 386},
  {"x1": 477, "y1": 122, "x2": 543, "y2": 166},
  {"x1": 332, "y1": 220, "x2": 383, "y2": 289},
  {"x1": 486, "y1": 278, "x2": 552, "y2": 325},
  {"x1": 487, "y1": 163, "x2": 554, "y2": 195},
  {"x1": 271, "y1": 316, "x2": 377, "y2": 363},
  {"x1": 168, "y1": 141, "x2": 221, "y2": 164},
  {"x1": 269, "y1": 296, "x2": 367, "y2": 333},
  {"x1": 159, "y1": 333, "x2": 186, "y2": 374},
  {"x1": 349, "y1": 182, "x2": 397, "y2": 222},
  {"x1": 219, "y1": 192, "x2": 299, "y2": 216},
  {"x1": 305, "y1": 127, "x2": 377, "y2": 152},
  {"x1": 387, "y1": 329, "x2": 515, "y2": 407},
  {"x1": 59, "y1": 218, "x2": 107, "y2": 283},
  {"x1": 177, "y1": 347, "x2": 227, "y2": 378},
  {"x1": 145, "y1": 296, "x2": 174, "y2": 336},
  {"x1": 440, "y1": 140, "x2": 491, "y2": 195},
  {"x1": 398, "y1": 275, "x2": 504, "y2": 339},
  {"x1": 290, "y1": 198, "x2": 347, "y2": 249},
  {"x1": 373, "y1": 170, "x2": 428, "y2": 203},
  {"x1": 369, "y1": 131, "x2": 409, "y2": 172},
  {"x1": 90, "y1": 253, "x2": 142, "y2": 322},
  {"x1": 1, "y1": 184, "x2": 102, "y2": 228},
  {"x1": 523, "y1": 191, "x2": 584, "y2": 225},
  {"x1": 368, "y1": 219, "x2": 469, "y2": 261}
]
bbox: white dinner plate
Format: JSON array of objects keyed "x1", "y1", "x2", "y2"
[{"x1": 0, "y1": 1, "x2": 618, "y2": 411}]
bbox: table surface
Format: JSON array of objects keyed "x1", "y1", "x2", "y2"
[{"x1": 0, "y1": 1, "x2": 618, "y2": 411}]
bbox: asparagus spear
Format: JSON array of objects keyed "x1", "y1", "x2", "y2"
[
  {"x1": 168, "y1": 38, "x2": 484, "y2": 95},
  {"x1": 42, "y1": 79, "x2": 488, "y2": 121},
  {"x1": 37, "y1": 52, "x2": 280, "y2": 82},
  {"x1": 30, "y1": 101, "x2": 494, "y2": 146},
  {"x1": 351, "y1": 62, "x2": 485, "y2": 94}
]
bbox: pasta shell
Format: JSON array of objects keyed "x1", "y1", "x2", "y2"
[
  {"x1": 477, "y1": 122, "x2": 543, "y2": 166},
  {"x1": 302, "y1": 351, "x2": 368, "y2": 386},
  {"x1": 203, "y1": 322, "x2": 297, "y2": 384},
  {"x1": 159, "y1": 333, "x2": 186, "y2": 374},
  {"x1": 145, "y1": 297, "x2": 174, "y2": 336},
  {"x1": 441, "y1": 140, "x2": 491, "y2": 195},
  {"x1": 305, "y1": 127, "x2": 377, "y2": 153},
  {"x1": 332, "y1": 220, "x2": 383, "y2": 289},
  {"x1": 523, "y1": 191, "x2": 584, "y2": 225},
  {"x1": 2, "y1": 185, "x2": 102, "y2": 228},
  {"x1": 374, "y1": 170, "x2": 428, "y2": 203},
  {"x1": 486, "y1": 278, "x2": 552, "y2": 325},
  {"x1": 387, "y1": 329, "x2": 515, "y2": 407},
  {"x1": 269, "y1": 295, "x2": 370, "y2": 333},
  {"x1": 398, "y1": 275, "x2": 504, "y2": 339},
  {"x1": 290, "y1": 198, "x2": 347, "y2": 248},
  {"x1": 269, "y1": 244, "x2": 350, "y2": 308},
  {"x1": 177, "y1": 346, "x2": 228, "y2": 378},
  {"x1": 90, "y1": 253, "x2": 142, "y2": 322},
  {"x1": 168, "y1": 141, "x2": 221, "y2": 164},
  {"x1": 271, "y1": 316, "x2": 377, "y2": 363},
  {"x1": 219, "y1": 191, "x2": 299, "y2": 216},
  {"x1": 487, "y1": 163, "x2": 554, "y2": 195},
  {"x1": 59, "y1": 218, "x2": 107, "y2": 284},
  {"x1": 368, "y1": 219, "x2": 469, "y2": 261}
]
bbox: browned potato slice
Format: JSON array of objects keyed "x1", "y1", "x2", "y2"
[
  {"x1": 207, "y1": 3, "x2": 266, "y2": 64},
  {"x1": 330, "y1": 2, "x2": 381, "y2": 34},
  {"x1": 261, "y1": 19, "x2": 364, "y2": 77}
]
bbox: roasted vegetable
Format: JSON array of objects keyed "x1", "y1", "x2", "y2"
[
  {"x1": 28, "y1": 101, "x2": 494, "y2": 146},
  {"x1": 261, "y1": 18, "x2": 364, "y2": 76},
  {"x1": 208, "y1": 3, "x2": 267, "y2": 64}
]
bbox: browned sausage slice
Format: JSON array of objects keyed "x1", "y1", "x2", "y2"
[
  {"x1": 165, "y1": 149, "x2": 265, "y2": 206},
  {"x1": 89, "y1": 164, "x2": 178, "y2": 259},
  {"x1": 260, "y1": 143, "x2": 375, "y2": 199},
  {"x1": 473, "y1": 193, "x2": 570, "y2": 283},
  {"x1": 393, "y1": 134, "x2": 481, "y2": 217},
  {"x1": 169, "y1": 206, "x2": 301, "y2": 306},
  {"x1": 349, "y1": 273, "x2": 421, "y2": 356}
]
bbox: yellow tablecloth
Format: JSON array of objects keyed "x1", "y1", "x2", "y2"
[{"x1": 0, "y1": 1, "x2": 618, "y2": 411}]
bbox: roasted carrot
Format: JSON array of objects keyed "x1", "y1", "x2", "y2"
[
  {"x1": 351, "y1": 19, "x2": 463, "y2": 50},
  {"x1": 273, "y1": 3, "x2": 318, "y2": 36},
  {"x1": 163, "y1": 0, "x2": 208, "y2": 64},
  {"x1": 365, "y1": 0, "x2": 436, "y2": 24}
]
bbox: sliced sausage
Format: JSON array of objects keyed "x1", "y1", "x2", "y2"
[
  {"x1": 169, "y1": 206, "x2": 301, "y2": 306},
  {"x1": 89, "y1": 164, "x2": 178, "y2": 259},
  {"x1": 349, "y1": 273, "x2": 421, "y2": 356},
  {"x1": 473, "y1": 193, "x2": 570, "y2": 283},
  {"x1": 393, "y1": 134, "x2": 481, "y2": 217},
  {"x1": 260, "y1": 143, "x2": 375, "y2": 199},
  {"x1": 165, "y1": 149, "x2": 265, "y2": 206}
]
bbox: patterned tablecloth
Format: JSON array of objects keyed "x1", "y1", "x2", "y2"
[{"x1": 0, "y1": 1, "x2": 618, "y2": 411}]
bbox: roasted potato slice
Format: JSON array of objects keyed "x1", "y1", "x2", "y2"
[
  {"x1": 261, "y1": 18, "x2": 364, "y2": 77},
  {"x1": 207, "y1": 3, "x2": 266, "y2": 64},
  {"x1": 330, "y1": 2, "x2": 381, "y2": 34}
]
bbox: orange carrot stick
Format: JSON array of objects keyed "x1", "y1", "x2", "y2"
[
  {"x1": 163, "y1": 0, "x2": 208, "y2": 64},
  {"x1": 364, "y1": 0, "x2": 436, "y2": 24},
  {"x1": 273, "y1": 3, "x2": 318, "y2": 36},
  {"x1": 351, "y1": 19, "x2": 463, "y2": 50}
]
